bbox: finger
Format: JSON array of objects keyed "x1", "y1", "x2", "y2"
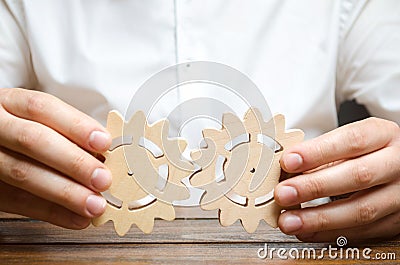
[
  {"x1": 275, "y1": 146, "x2": 400, "y2": 206},
  {"x1": 296, "y1": 211, "x2": 400, "y2": 243},
  {"x1": 278, "y1": 183, "x2": 399, "y2": 235},
  {"x1": 0, "y1": 147, "x2": 106, "y2": 218},
  {"x1": 0, "y1": 109, "x2": 112, "y2": 192},
  {"x1": 0, "y1": 181, "x2": 91, "y2": 230},
  {"x1": 0, "y1": 88, "x2": 111, "y2": 152},
  {"x1": 280, "y1": 118, "x2": 400, "y2": 173}
]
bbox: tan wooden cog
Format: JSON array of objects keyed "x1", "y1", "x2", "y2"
[
  {"x1": 190, "y1": 108, "x2": 304, "y2": 233},
  {"x1": 92, "y1": 111, "x2": 193, "y2": 236}
]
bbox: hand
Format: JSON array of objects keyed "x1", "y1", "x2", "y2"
[
  {"x1": 0, "y1": 88, "x2": 112, "y2": 229},
  {"x1": 275, "y1": 117, "x2": 400, "y2": 242}
]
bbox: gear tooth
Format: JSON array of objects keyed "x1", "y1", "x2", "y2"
[
  {"x1": 219, "y1": 208, "x2": 239, "y2": 227},
  {"x1": 242, "y1": 107, "x2": 269, "y2": 135},
  {"x1": 156, "y1": 119, "x2": 181, "y2": 148},
  {"x1": 130, "y1": 110, "x2": 146, "y2": 124},
  {"x1": 272, "y1": 114, "x2": 286, "y2": 133},
  {"x1": 280, "y1": 129, "x2": 305, "y2": 145},
  {"x1": 115, "y1": 220, "x2": 133, "y2": 236},
  {"x1": 106, "y1": 111, "x2": 125, "y2": 138},
  {"x1": 107, "y1": 110, "x2": 124, "y2": 123},
  {"x1": 222, "y1": 112, "x2": 247, "y2": 137},
  {"x1": 248, "y1": 108, "x2": 265, "y2": 122},
  {"x1": 160, "y1": 118, "x2": 170, "y2": 129},
  {"x1": 136, "y1": 217, "x2": 155, "y2": 234},
  {"x1": 243, "y1": 107, "x2": 254, "y2": 118},
  {"x1": 151, "y1": 118, "x2": 166, "y2": 131},
  {"x1": 149, "y1": 118, "x2": 171, "y2": 144},
  {"x1": 171, "y1": 138, "x2": 187, "y2": 152},
  {"x1": 241, "y1": 217, "x2": 260, "y2": 233},
  {"x1": 222, "y1": 112, "x2": 242, "y2": 127},
  {"x1": 243, "y1": 107, "x2": 259, "y2": 122},
  {"x1": 264, "y1": 217, "x2": 278, "y2": 228},
  {"x1": 202, "y1": 128, "x2": 221, "y2": 138},
  {"x1": 125, "y1": 110, "x2": 146, "y2": 137},
  {"x1": 157, "y1": 203, "x2": 175, "y2": 221}
]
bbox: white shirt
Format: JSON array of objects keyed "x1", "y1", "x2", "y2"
[{"x1": 1, "y1": 0, "x2": 399, "y2": 142}]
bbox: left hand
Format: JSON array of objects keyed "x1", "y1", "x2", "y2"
[{"x1": 275, "y1": 117, "x2": 400, "y2": 242}]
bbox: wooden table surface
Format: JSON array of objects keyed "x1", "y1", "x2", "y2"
[{"x1": 0, "y1": 210, "x2": 399, "y2": 264}]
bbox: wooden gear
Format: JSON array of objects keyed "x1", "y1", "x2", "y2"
[
  {"x1": 190, "y1": 108, "x2": 304, "y2": 233},
  {"x1": 93, "y1": 108, "x2": 304, "y2": 235},
  {"x1": 92, "y1": 111, "x2": 193, "y2": 236}
]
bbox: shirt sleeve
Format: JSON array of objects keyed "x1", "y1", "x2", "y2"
[
  {"x1": 336, "y1": 0, "x2": 400, "y2": 124},
  {"x1": 0, "y1": 0, "x2": 36, "y2": 89}
]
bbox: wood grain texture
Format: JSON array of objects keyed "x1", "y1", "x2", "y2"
[
  {"x1": 0, "y1": 243, "x2": 398, "y2": 265},
  {"x1": 0, "y1": 217, "x2": 399, "y2": 264},
  {"x1": 0, "y1": 218, "x2": 297, "y2": 244}
]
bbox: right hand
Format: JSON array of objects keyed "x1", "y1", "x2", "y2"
[{"x1": 0, "y1": 88, "x2": 112, "y2": 229}]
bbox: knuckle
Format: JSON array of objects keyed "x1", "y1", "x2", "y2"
[
  {"x1": 0, "y1": 88, "x2": 5, "y2": 98},
  {"x1": 59, "y1": 182, "x2": 75, "y2": 204},
  {"x1": 303, "y1": 177, "x2": 325, "y2": 199},
  {"x1": 386, "y1": 119, "x2": 400, "y2": 131},
  {"x1": 16, "y1": 124, "x2": 42, "y2": 151},
  {"x1": 313, "y1": 138, "x2": 333, "y2": 165},
  {"x1": 346, "y1": 127, "x2": 368, "y2": 154},
  {"x1": 70, "y1": 153, "x2": 88, "y2": 177},
  {"x1": 386, "y1": 120, "x2": 400, "y2": 139},
  {"x1": 352, "y1": 161, "x2": 373, "y2": 187},
  {"x1": 316, "y1": 212, "x2": 330, "y2": 231},
  {"x1": 26, "y1": 93, "x2": 48, "y2": 119},
  {"x1": 9, "y1": 161, "x2": 32, "y2": 184},
  {"x1": 0, "y1": 88, "x2": 11, "y2": 104},
  {"x1": 355, "y1": 201, "x2": 377, "y2": 224},
  {"x1": 68, "y1": 116, "x2": 89, "y2": 139},
  {"x1": 363, "y1": 117, "x2": 399, "y2": 142},
  {"x1": 364, "y1": 117, "x2": 383, "y2": 128}
]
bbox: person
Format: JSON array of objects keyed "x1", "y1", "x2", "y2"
[{"x1": 0, "y1": 0, "x2": 399, "y2": 242}]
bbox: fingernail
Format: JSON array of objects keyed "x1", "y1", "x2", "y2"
[
  {"x1": 277, "y1": 186, "x2": 298, "y2": 205},
  {"x1": 281, "y1": 213, "x2": 303, "y2": 233},
  {"x1": 283, "y1": 153, "x2": 303, "y2": 171},
  {"x1": 89, "y1": 131, "x2": 111, "y2": 151},
  {"x1": 91, "y1": 168, "x2": 112, "y2": 191},
  {"x1": 86, "y1": 195, "x2": 106, "y2": 217}
]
